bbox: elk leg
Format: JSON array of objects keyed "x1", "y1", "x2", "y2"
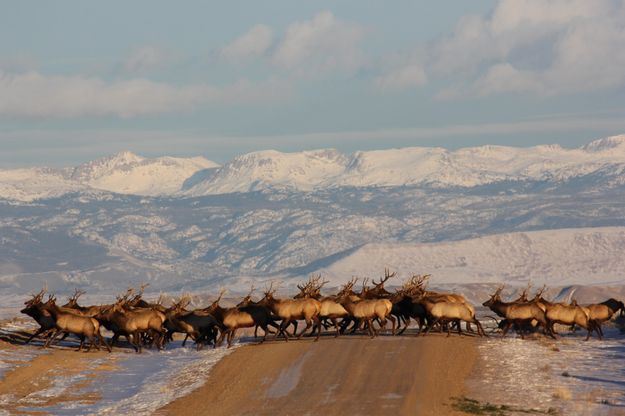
[
  {"x1": 388, "y1": 315, "x2": 396, "y2": 336},
  {"x1": 182, "y1": 334, "x2": 190, "y2": 347},
  {"x1": 398, "y1": 316, "x2": 409, "y2": 335},
  {"x1": 297, "y1": 319, "x2": 312, "y2": 339},
  {"x1": 313, "y1": 316, "x2": 321, "y2": 341},
  {"x1": 43, "y1": 330, "x2": 60, "y2": 348},
  {"x1": 77, "y1": 334, "x2": 86, "y2": 351},
  {"x1": 501, "y1": 321, "x2": 512, "y2": 338},
  {"x1": 99, "y1": 331, "x2": 112, "y2": 352},
  {"x1": 25, "y1": 327, "x2": 49, "y2": 344}
]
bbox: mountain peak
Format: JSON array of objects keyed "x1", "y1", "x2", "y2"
[{"x1": 581, "y1": 135, "x2": 625, "y2": 152}]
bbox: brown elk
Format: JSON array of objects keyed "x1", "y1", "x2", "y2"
[
  {"x1": 42, "y1": 296, "x2": 110, "y2": 352},
  {"x1": 96, "y1": 297, "x2": 166, "y2": 352},
  {"x1": 582, "y1": 298, "x2": 625, "y2": 337},
  {"x1": 294, "y1": 275, "x2": 349, "y2": 337},
  {"x1": 531, "y1": 288, "x2": 600, "y2": 340},
  {"x1": 419, "y1": 294, "x2": 486, "y2": 337},
  {"x1": 207, "y1": 290, "x2": 281, "y2": 348},
  {"x1": 336, "y1": 279, "x2": 395, "y2": 338},
  {"x1": 483, "y1": 286, "x2": 553, "y2": 339},
  {"x1": 259, "y1": 283, "x2": 322, "y2": 341}
]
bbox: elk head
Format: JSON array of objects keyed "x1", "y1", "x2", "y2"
[{"x1": 482, "y1": 285, "x2": 504, "y2": 308}]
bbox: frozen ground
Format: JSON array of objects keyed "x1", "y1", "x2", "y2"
[
  {"x1": 470, "y1": 325, "x2": 625, "y2": 415},
  {"x1": 0, "y1": 320, "x2": 238, "y2": 415}
]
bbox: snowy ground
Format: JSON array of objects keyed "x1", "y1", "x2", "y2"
[
  {"x1": 0, "y1": 320, "x2": 238, "y2": 415},
  {"x1": 470, "y1": 323, "x2": 625, "y2": 415}
]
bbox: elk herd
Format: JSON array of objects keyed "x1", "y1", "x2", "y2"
[{"x1": 17, "y1": 272, "x2": 625, "y2": 353}]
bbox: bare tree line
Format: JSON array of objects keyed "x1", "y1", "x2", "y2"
[{"x1": 18, "y1": 273, "x2": 625, "y2": 352}]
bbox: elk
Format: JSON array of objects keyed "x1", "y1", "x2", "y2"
[
  {"x1": 259, "y1": 283, "x2": 322, "y2": 341},
  {"x1": 391, "y1": 274, "x2": 430, "y2": 335},
  {"x1": 336, "y1": 279, "x2": 395, "y2": 338},
  {"x1": 483, "y1": 286, "x2": 553, "y2": 339},
  {"x1": 42, "y1": 296, "x2": 110, "y2": 352},
  {"x1": 165, "y1": 297, "x2": 220, "y2": 350},
  {"x1": 20, "y1": 289, "x2": 65, "y2": 344},
  {"x1": 207, "y1": 290, "x2": 281, "y2": 348},
  {"x1": 294, "y1": 275, "x2": 349, "y2": 337},
  {"x1": 543, "y1": 301, "x2": 600, "y2": 340},
  {"x1": 582, "y1": 298, "x2": 625, "y2": 337},
  {"x1": 419, "y1": 295, "x2": 486, "y2": 337},
  {"x1": 61, "y1": 289, "x2": 108, "y2": 317},
  {"x1": 235, "y1": 285, "x2": 278, "y2": 339},
  {"x1": 96, "y1": 297, "x2": 166, "y2": 352}
]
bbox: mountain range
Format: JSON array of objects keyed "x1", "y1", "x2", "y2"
[
  {"x1": 1, "y1": 135, "x2": 625, "y2": 305},
  {"x1": 2, "y1": 135, "x2": 625, "y2": 201}
]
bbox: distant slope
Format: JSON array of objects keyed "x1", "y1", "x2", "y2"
[{"x1": 317, "y1": 227, "x2": 625, "y2": 286}]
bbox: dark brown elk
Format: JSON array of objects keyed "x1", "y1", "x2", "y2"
[
  {"x1": 483, "y1": 287, "x2": 553, "y2": 339},
  {"x1": 20, "y1": 290, "x2": 68, "y2": 344},
  {"x1": 165, "y1": 298, "x2": 220, "y2": 350},
  {"x1": 207, "y1": 290, "x2": 281, "y2": 348},
  {"x1": 259, "y1": 284, "x2": 322, "y2": 341},
  {"x1": 42, "y1": 296, "x2": 110, "y2": 352}
]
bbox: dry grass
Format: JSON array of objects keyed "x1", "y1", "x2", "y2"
[{"x1": 552, "y1": 387, "x2": 572, "y2": 401}]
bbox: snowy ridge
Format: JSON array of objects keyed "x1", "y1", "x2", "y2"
[
  {"x1": 2, "y1": 135, "x2": 625, "y2": 201},
  {"x1": 184, "y1": 134, "x2": 625, "y2": 195},
  {"x1": 0, "y1": 151, "x2": 219, "y2": 201},
  {"x1": 318, "y1": 227, "x2": 625, "y2": 286}
]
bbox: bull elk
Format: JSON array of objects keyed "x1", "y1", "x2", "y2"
[
  {"x1": 96, "y1": 298, "x2": 166, "y2": 352},
  {"x1": 337, "y1": 279, "x2": 395, "y2": 338},
  {"x1": 420, "y1": 295, "x2": 486, "y2": 337},
  {"x1": 207, "y1": 290, "x2": 281, "y2": 348},
  {"x1": 483, "y1": 286, "x2": 553, "y2": 339},
  {"x1": 20, "y1": 289, "x2": 60, "y2": 344},
  {"x1": 42, "y1": 296, "x2": 110, "y2": 352},
  {"x1": 583, "y1": 298, "x2": 625, "y2": 337},
  {"x1": 259, "y1": 284, "x2": 322, "y2": 341}
]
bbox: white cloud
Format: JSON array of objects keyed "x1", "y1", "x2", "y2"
[
  {"x1": 430, "y1": 0, "x2": 625, "y2": 97},
  {"x1": 374, "y1": 62, "x2": 427, "y2": 91},
  {"x1": 124, "y1": 46, "x2": 170, "y2": 73},
  {"x1": 220, "y1": 24, "x2": 273, "y2": 61},
  {"x1": 0, "y1": 71, "x2": 291, "y2": 118},
  {"x1": 272, "y1": 11, "x2": 366, "y2": 74}
]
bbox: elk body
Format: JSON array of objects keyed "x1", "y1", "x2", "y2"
[
  {"x1": 166, "y1": 308, "x2": 220, "y2": 350},
  {"x1": 208, "y1": 292, "x2": 281, "y2": 348},
  {"x1": 541, "y1": 301, "x2": 600, "y2": 340},
  {"x1": 20, "y1": 291, "x2": 60, "y2": 344},
  {"x1": 96, "y1": 302, "x2": 166, "y2": 352},
  {"x1": 420, "y1": 297, "x2": 486, "y2": 337},
  {"x1": 260, "y1": 288, "x2": 322, "y2": 341},
  {"x1": 583, "y1": 298, "x2": 625, "y2": 337},
  {"x1": 337, "y1": 294, "x2": 394, "y2": 338},
  {"x1": 482, "y1": 290, "x2": 553, "y2": 339},
  {"x1": 42, "y1": 298, "x2": 110, "y2": 352}
]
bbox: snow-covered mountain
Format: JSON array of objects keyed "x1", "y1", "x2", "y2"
[
  {"x1": 2, "y1": 135, "x2": 625, "y2": 201},
  {"x1": 0, "y1": 151, "x2": 219, "y2": 201},
  {"x1": 2, "y1": 135, "x2": 625, "y2": 302},
  {"x1": 184, "y1": 135, "x2": 625, "y2": 195}
]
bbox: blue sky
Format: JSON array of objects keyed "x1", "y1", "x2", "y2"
[{"x1": 1, "y1": 0, "x2": 625, "y2": 166}]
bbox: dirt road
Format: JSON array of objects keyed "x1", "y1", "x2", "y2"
[{"x1": 158, "y1": 334, "x2": 477, "y2": 416}]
